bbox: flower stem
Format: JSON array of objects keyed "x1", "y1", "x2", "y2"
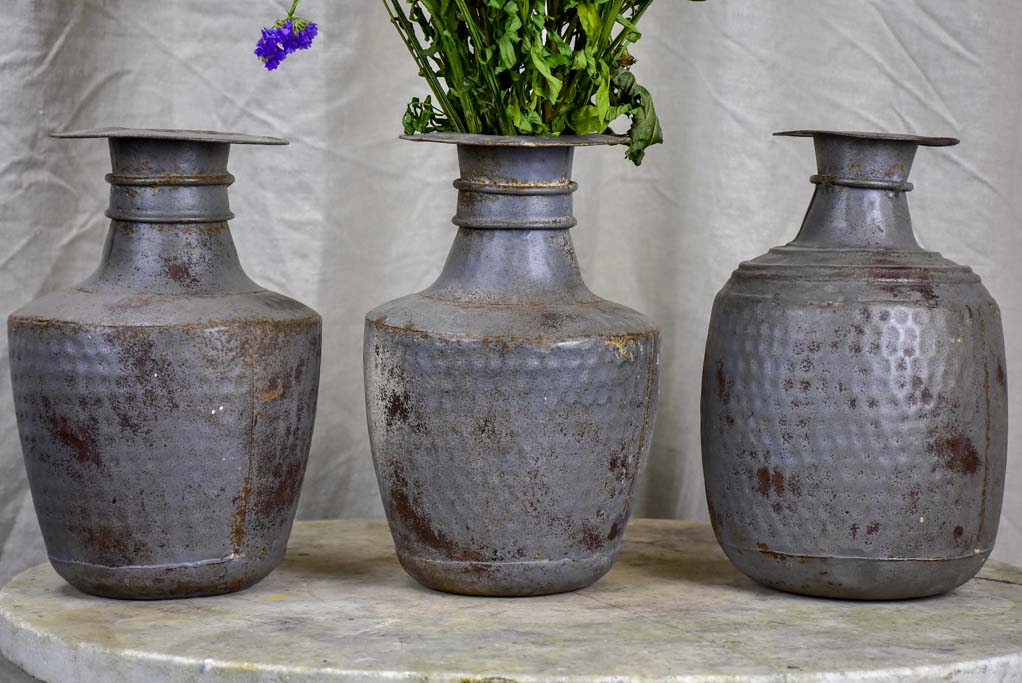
[{"x1": 287, "y1": 0, "x2": 301, "y2": 18}]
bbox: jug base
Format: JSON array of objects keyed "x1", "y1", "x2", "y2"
[
  {"x1": 396, "y1": 551, "x2": 615, "y2": 597},
  {"x1": 722, "y1": 544, "x2": 991, "y2": 600},
  {"x1": 49, "y1": 554, "x2": 277, "y2": 600}
]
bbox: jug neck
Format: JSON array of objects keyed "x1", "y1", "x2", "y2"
[
  {"x1": 424, "y1": 144, "x2": 595, "y2": 304},
  {"x1": 82, "y1": 138, "x2": 256, "y2": 293},
  {"x1": 790, "y1": 135, "x2": 922, "y2": 250},
  {"x1": 772, "y1": 128, "x2": 964, "y2": 250},
  {"x1": 106, "y1": 138, "x2": 235, "y2": 224}
]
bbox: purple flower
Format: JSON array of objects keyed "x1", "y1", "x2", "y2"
[
  {"x1": 255, "y1": 19, "x2": 317, "y2": 71},
  {"x1": 294, "y1": 22, "x2": 318, "y2": 50}
]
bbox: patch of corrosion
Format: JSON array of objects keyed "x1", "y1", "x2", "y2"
[
  {"x1": 257, "y1": 381, "x2": 285, "y2": 403},
  {"x1": 929, "y1": 432, "x2": 980, "y2": 475},
  {"x1": 578, "y1": 522, "x2": 606, "y2": 552},
  {"x1": 868, "y1": 268, "x2": 939, "y2": 305},
  {"x1": 605, "y1": 334, "x2": 638, "y2": 361},
  {"x1": 47, "y1": 409, "x2": 102, "y2": 469},
  {"x1": 379, "y1": 385, "x2": 429, "y2": 435},
  {"x1": 387, "y1": 460, "x2": 486, "y2": 562},
  {"x1": 715, "y1": 360, "x2": 732, "y2": 405},
  {"x1": 83, "y1": 525, "x2": 135, "y2": 564},
  {"x1": 9, "y1": 314, "x2": 320, "y2": 332},
  {"x1": 753, "y1": 466, "x2": 791, "y2": 498},
  {"x1": 756, "y1": 543, "x2": 778, "y2": 557},
  {"x1": 367, "y1": 316, "x2": 655, "y2": 349},
  {"x1": 164, "y1": 261, "x2": 200, "y2": 286},
  {"x1": 254, "y1": 456, "x2": 304, "y2": 518},
  {"x1": 230, "y1": 471, "x2": 252, "y2": 553}
]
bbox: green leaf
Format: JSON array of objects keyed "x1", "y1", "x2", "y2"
[
  {"x1": 595, "y1": 60, "x2": 611, "y2": 121},
  {"x1": 576, "y1": 2, "x2": 602, "y2": 40},
  {"x1": 612, "y1": 69, "x2": 663, "y2": 165},
  {"x1": 529, "y1": 41, "x2": 563, "y2": 101}
]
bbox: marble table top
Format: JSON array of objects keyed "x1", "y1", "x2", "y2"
[{"x1": 1, "y1": 519, "x2": 1020, "y2": 682}]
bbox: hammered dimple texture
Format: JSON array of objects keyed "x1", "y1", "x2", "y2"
[
  {"x1": 9, "y1": 135, "x2": 322, "y2": 599},
  {"x1": 365, "y1": 308, "x2": 659, "y2": 594},
  {"x1": 364, "y1": 142, "x2": 661, "y2": 596},
  {"x1": 8, "y1": 299, "x2": 321, "y2": 599},
  {"x1": 702, "y1": 278, "x2": 1008, "y2": 597}
]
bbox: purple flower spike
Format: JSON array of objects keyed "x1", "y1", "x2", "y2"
[{"x1": 255, "y1": 18, "x2": 317, "y2": 71}]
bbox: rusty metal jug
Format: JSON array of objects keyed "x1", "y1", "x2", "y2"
[
  {"x1": 365, "y1": 133, "x2": 660, "y2": 596},
  {"x1": 701, "y1": 130, "x2": 1007, "y2": 599},
  {"x1": 8, "y1": 128, "x2": 321, "y2": 599}
]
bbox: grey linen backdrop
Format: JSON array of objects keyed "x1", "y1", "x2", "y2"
[{"x1": 1, "y1": 0, "x2": 1021, "y2": 589}]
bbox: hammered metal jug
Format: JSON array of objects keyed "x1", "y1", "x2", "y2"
[
  {"x1": 365, "y1": 133, "x2": 660, "y2": 596},
  {"x1": 9, "y1": 128, "x2": 321, "y2": 599},
  {"x1": 701, "y1": 130, "x2": 1007, "y2": 599}
]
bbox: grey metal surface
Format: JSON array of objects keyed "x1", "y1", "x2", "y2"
[
  {"x1": 8, "y1": 132, "x2": 321, "y2": 600},
  {"x1": 774, "y1": 130, "x2": 959, "y2": 146},
  {"x1": 364, "y1": 136, "x2": 660, "y2": 596},
  {"x1": 52, "y1": 127, "x2": 288, "y2": 145},
  {"x1": 402, "y1": 132, "x2": 628, "y2": 147},
  {"x1": 701, "y1": 131, "x2": 1008, "y2": 599}
]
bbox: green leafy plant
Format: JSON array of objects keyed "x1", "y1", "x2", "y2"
[{"x1": 384, "y1": 0, "x2": 705, "y2": 165}]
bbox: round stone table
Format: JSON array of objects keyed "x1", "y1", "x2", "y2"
[{"x1": 2, "y1": 520, "x2": 1021, "y2": 682}]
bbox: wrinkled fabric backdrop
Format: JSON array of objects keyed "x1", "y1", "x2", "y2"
[{"x1": 1, "y1": 0, "x2": 1021, "y2": 588}]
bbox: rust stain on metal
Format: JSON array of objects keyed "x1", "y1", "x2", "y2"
[
  {"x1": 230, "y1": 471, "x2": 252, "y2": 553},
  {"x1": 388, "y1": 461, "x2": 485, "y2": 563},
  {"x1": 83, "y1": 525, "x2": 134, "y2": 563},
  {"x1": 929, "y1": 433, "x2": 980, "y2": 475},
  {"x1": 753, "y1": 466, "x2": 786, "y2": 498},
  {"x1": 368, "y1": 316, "x2": 646, "y2": 350},
  {"x1": 754, "y1": 467, "x2": 771, "y2": 497},
  {"x1": 771, "y1": 469, "x2": 784, "y2": 496},
  {"x1": 165, "y1": 262, "x2": 198, "y2": 285},
  {"x1": 254, "y1": 457, "x2": 304, "y2": 518},
  {"x1": 715, "y1": 360, "x2": 731, "y2": 405},
  {"x1": 903, "y1": 486, "x2": 921, "y2": 514},
  {"x1": 384, "y1": 390, "x2": 413, "y2": 427},
  {"x1": 10, "y1": 314, "x2": 319, "y2": 333},
  {"x1": 869, "y1": 268, "x2": 939, "y2": 304},
  {"x1": 756, "y1": 543, "x2": 785, "y2": 561},
  {"x1": 605, "y1": 334, "x2": 637, "y2": 361},
  {"x1": 578, "y1": 522, "x2": 606, "y2": 551},
  {"x1": 629, "y1": 333, "x2": 659, "y2": 494},
  {"x1": 257, "y1": 382, "x2": 285, "y2": 403},
  {"x1": 46, "y1": 408, "x2": 102, "y2": 468}
]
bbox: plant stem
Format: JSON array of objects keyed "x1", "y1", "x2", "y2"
[
  {"x1": 608, "y1": 0, "x2": 653, "y2": 56},
  {"x1": 453, "y1": 0, "x2": 514, "y2": 134},
  {"x1": 382, "y1": 0, "x2": 466, "y2": 131}
]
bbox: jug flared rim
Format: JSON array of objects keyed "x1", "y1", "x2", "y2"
[
  {"x1": 52, "y1": 127, "x2": 288, "y2": 146},
  {"x1": 774, "y1": 130, "x2": 959, "y2": 147},
  {"x1": 402, "y1": 132, "x2": 628, "y2": 147}
]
